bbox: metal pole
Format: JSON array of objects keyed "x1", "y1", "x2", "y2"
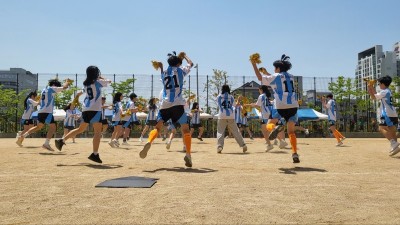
[
  {"x1": 75, "y1": 73, "x2": 78, "y2": 97},
  {"x1": 188, "y1": 74, "x2": 191, "y2": 106},
  {"x1": 243, "y1": 76, "x2": 246, "y2": 97},
  {"x1": 206, "y1": 75, "x2": 209, "y2": 113},
  {"x1": 151, "y1": 74, "x2": 154, "y2": 98},
  {"x1": 15, "y1": 73, "x2": 19, "y2": 132},
  {"x1": 314, "y1": 77, "x2": 317, "y2": 106},
  {"x1": 132, "y1": 74, "x2": 135, "y2": 92},
  {"x1": 113, "y1": 74, "x2": 116, "y2": 94},
  {"x1": 196, "y1": 64, "x2": 199, "y2": 103}
]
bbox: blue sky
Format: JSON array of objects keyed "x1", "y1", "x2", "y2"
[{"x1": 1, "y1": 0, "x2": 399, "y2": 78}]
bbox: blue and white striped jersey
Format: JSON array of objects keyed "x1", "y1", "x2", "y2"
[
  {"x1": 217, "y1": 93, "x2": 235, "y2": 119},
  {"x1": 82, "y1": 80, "x2": 109, "y2": 112},
  {"x1": 112, "y1": 102, "x2": 123, "y2": 122},
  {"x1": 38, "y1": 86, "x2": 64, "y2": 113},
  {"x1": 146, "y1": 105, "x2": 158, "y2": 121},
  {"x1": 234, "y1": 105, "x2": 243, "y2": 124},
  {"x1": 122, "y1": 100, "x2": 135, "y2": 122},
  {"x1": 261, "y1": 72, "x2": 299, "y2": 109},
  {"x1": 159, "y1": 65, "x2": 191, "y2": 109},
  {"x1": 191, "y1": 110, "x2": 201, "y2": 124},
  {"x1": 64, "y1": 109, "x2": 80, "y2": 127},
  {"x1": 375, "y1": 88, "x2": 398, "y2": 117},
  {"x1": 255, "y1": 94, "x2": 272, "y2": 120},
  {"x1": 242, "y1": 116, "x2": 249, "y2": 126},
  {"x1": 22, "y1": 98, "x2": 38, "y2": 120},
  {"x1": 326, "y1": 99, "x2": 337, "y2": 121}
]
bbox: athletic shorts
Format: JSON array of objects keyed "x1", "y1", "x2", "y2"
[
  {"x1": 146, "y1": 120, "x2": 157, "y2": 126},
  {"x1": 379, "y1": 116, "x2": 398, "y2": 127},
  {"x1": 157, "y1": 105, "x2": 187, "y2": 125},
  {"x1": 191, "y1": 123, "x2": 202, "y2": 129},
  {"x1": 21, "y1": 119, "x2": 34, "y2": 125},
  {"x1": 38, "y1": 113, "x2": 55, "y2": 124},
  {"x1": 82, "y1": 111, "x2": 102, "y2": 124}
]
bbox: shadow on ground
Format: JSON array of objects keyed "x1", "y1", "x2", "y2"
[
  {"x1": 143, "y1": 167, "x2": 217, "y2": 174},
  {"x1": 279, "y1": 167, "x2": 327, "y2": 175}
]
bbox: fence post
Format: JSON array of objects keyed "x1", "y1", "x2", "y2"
[
  {"x1": 151, "y1": 74, "x2": 154, "y2": 98},
  {"x1": 74, "y1": 73, "x2": 78, "y2": 97},
  {"x1": 15, "y1": 73, "x2": 19, "y2": 133},
  {"x1": 313, "y1": 77, "x2": 317, "y2": 106},
  {"x1": 132, "y1": 74, "x2": 135, "y2": 92},
  {"x1": 113, "y1": 74, "x2": 116, "y2": 94}
]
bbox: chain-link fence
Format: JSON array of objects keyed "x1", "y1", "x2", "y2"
[{"x1": 3, "y1": 72, "x2": 375, "y2": 137}]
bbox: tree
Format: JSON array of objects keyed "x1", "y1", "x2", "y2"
[
  {"x1": 54, "y1": 81, "x2": 79, "y2": 110},
  {"x1": 0, "y1": 86, "x2": 29, "y2": 132},
  {"x1": 203, "y1": 69, "x2": 230, "y2": 114},
  {"x1": 328, "y1": 76, "x2": 366, "y2": 131},
  {"x1": 110, "y1": 78, "x2": 136, "y2": 98}
]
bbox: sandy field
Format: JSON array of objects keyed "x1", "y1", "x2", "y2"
[{"x1": 1, "y1": 137, "x2": 400, "y2": 224}]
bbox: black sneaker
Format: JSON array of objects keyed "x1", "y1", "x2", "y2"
[
  {"x1": 55, "y1": 139, "x2": 65, "y2": 151},
  {"x1": 88, "y1": 153, "x2": 102, "y2": 163},
  {"x1": 197, "y1": 137, "x2": 203, "y2": 141},
  {"x1": 184, "y1": 155, "x2": 192, "y2": 167},
  {"x1": 162, "y1": 136, "x2": 167, "y2": 141},
  {"x1": 292, "y1": 153, "x2": 300, "y2": 163},
  {"x1": 268, "y1": 125, "x2": 284, "y2": 140}
]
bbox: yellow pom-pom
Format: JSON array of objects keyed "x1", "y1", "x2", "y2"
[
  {"x1": 249, "y1": 53, "x2": 262, "y2": 64},
  {"x1": 178, "y1": 52, "x2": 186, "y2": 60},
  {"x1": 151, "y1": 61, "x2": 160, "y2": 70}
]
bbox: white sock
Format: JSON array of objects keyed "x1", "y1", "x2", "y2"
[
  {"x1": 45, "y1": 139, "x2": 50, "y2": 145},
  {"x1": 93, "y1": 152, "x2": 98, "y2": 155},
  {"x1": 390, "y1": 139, "x2": 397, "y2": 145}
]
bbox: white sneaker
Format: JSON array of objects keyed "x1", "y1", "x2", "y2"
[
  {"x1": 217, "y1": 146, "x2": 223, "y2": 153},
  {"x1": 113, "y1": 140, "x2": 120, "y2": 147},
  {"x1": 341, "y1": 137, "x2": 346, "y2": 141},
  {"x1": 336, "y1": 142, "x2": 343, "y2": 147},
  {"x1": 273, "y1": 139, "x2": 278, "y2": 145},
  {"x1": 122, "y1": 141, "x2": 129, "y2": 146},
  {"x1": 108, "y1": 141, "x2": 115, "y2": 148},
  {"x1": 266, "y1": 144, "x2": 274, "y2": 152},
  {"x1": 139, "y1": 137, "x2": 143, "y2": 143},
  {"x1": 390, "y1": 147, "x2": 400, "y2": 156},
  {"x1": 390, "y1": 142, "x2": 400, "y2": 156},
  {"x1": 166, "y1": 141, "x2": 171, "y2": 149},
  {"x1": 279, "y1": 140, "x2": 288, "y2": 149},
  {"x1": 42, "y1": 143, "x2": 54, "y2": 151},
  {"x1": 16, "y1": 131, "x2": 22, "y2": 139},
  {"x1": 304, "y1": 129, "x2": 309, "y2": 135},
  {"x1": 242, "y1": 145, "x2": 248, "y2": 153},
  {"x1": 16, "y1": 138, "x2": 23, "y2": 147}
]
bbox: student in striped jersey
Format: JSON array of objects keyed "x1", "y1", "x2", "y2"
[
  {"x1": 240, "y1": 112, "x2": 254, "y2": 140},
  {"x1": 101, "y1": 97, "x2": 110, "y2": 137},
  {"x1": 16, "y1": 79, "x2": 71, "y2": 150},
  {"x1": 55, "y1": 66, "x2": 111, "y2": 163},
  {"x1": 109, "y1": 92, "x2": 124, "y2": 148},
  {"x1": 322, "y1": 94, "x2": 346, "y2": 146},
  {"x1": 251, "y1": 54, "x2": 300, "y2": 163},
  {"x1": 367, "y1": 75, "x2": 400, "y2": 156},
  {"x1": 16, "y1": 91, "x2": 39, "y2": 146},
  {"x1": 139, "y1": 98, "x2": 158, "y2": 142},
  {"x1": 190, "y1": 102, "x2": 204, "y2": 141},
  {"x1": 234, "y1": 96, "x2": 244, "y2": 129},
  {"x1": 216, "y1": 84, "x2": 247, "y2": 153},
  {"x1": 62, "y1": 102, "x2": 81, "y2": 143},
  {"x1": 121, "y1": 93, "x2": 139, "y2": 145},
  {"x1": 165, "y1": 119, "x2": 181, "y2": 150},
  {"x1": 139, "y1": 52, "x2": 194, "y2": 167},
  {"x1": 245, "y1": 85, "x2": 274, "y2": 151}
]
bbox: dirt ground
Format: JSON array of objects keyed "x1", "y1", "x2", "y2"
[{"x1": 1, "y1": 137, "x2": 400, "y2": 224}]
